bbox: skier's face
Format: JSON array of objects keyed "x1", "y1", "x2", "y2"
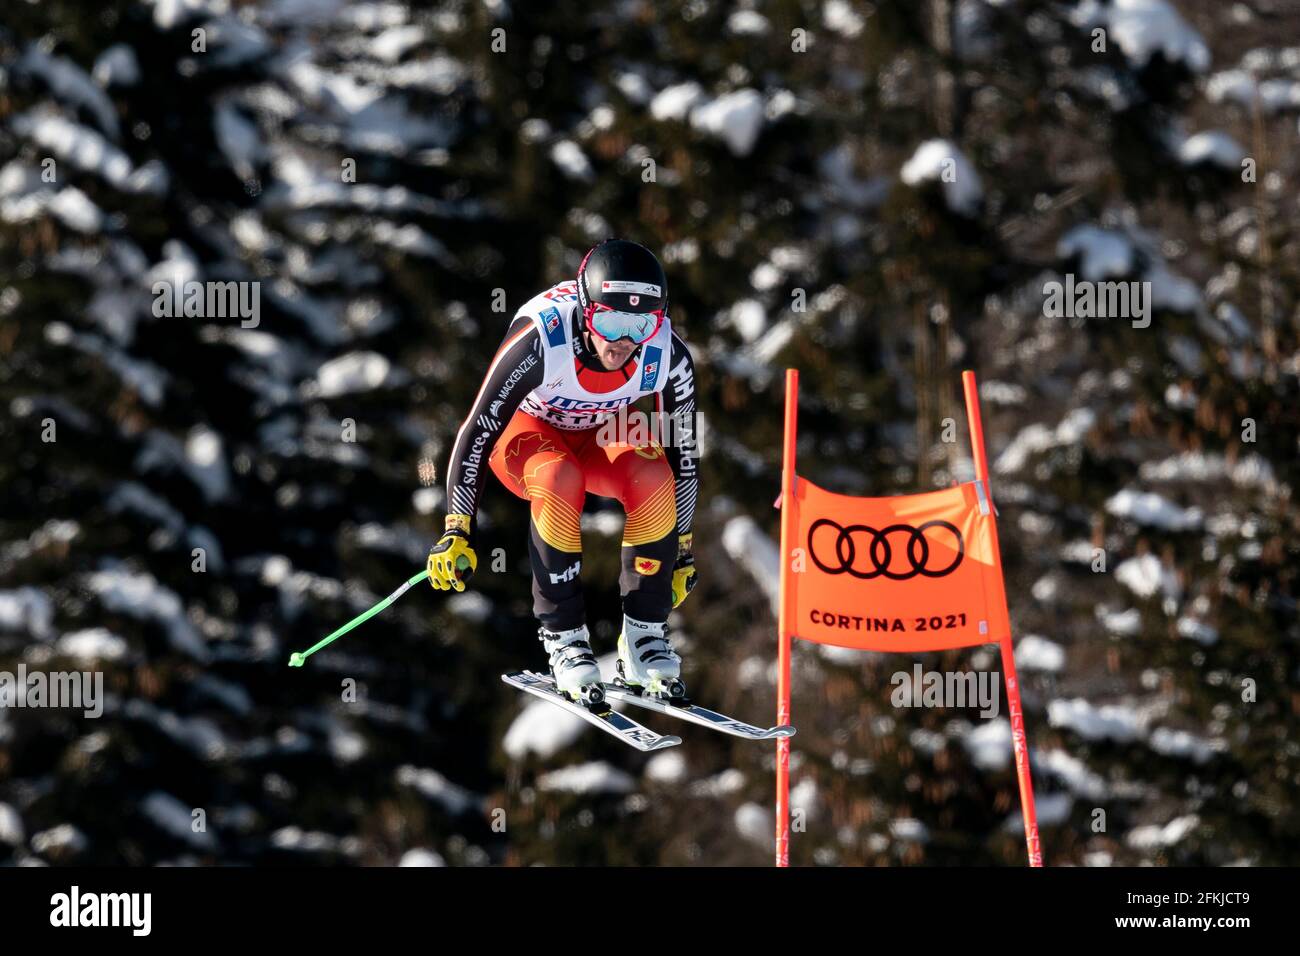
[{"x1": 588, "y1": 328, "x2": 637, "y2": 369}]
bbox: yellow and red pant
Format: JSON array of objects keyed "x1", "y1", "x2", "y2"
[{"x1": 489, "y1": 408, "x2": 677, "y2": 629}]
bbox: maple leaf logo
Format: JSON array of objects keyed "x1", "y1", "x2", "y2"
[{"x1": 503, "y1": 433, "x2": 564, "y2": 485}]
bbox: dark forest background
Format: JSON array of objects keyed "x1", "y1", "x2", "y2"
[{"x1": 1, "y1": 0, "x2": 1298, "y2": 866}]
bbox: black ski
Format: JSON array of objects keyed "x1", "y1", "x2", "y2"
[
  {"x1": 502, "y1": 671, "x2": 682, "y2": 752},
  {"x1": 602, "y1": 683, "x2": 796, "y2": 740}
]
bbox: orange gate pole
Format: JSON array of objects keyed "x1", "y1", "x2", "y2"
[
  {"x1": 775, "y1": 368, "x2": 799, "y2": 867},
  {"x1": 962, "y1": 370, "x2": 1043, "y2": 866}
]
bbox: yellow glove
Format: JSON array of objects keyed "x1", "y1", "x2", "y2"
[
  {"x1": 671, "y1": 534, "x2": 697, "y2": 609},
  {"x1": 428, "y1": 514, "x2": 477, "y2": 591}
]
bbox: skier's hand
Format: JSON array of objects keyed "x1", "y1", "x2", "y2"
[
  {"x1": 671, "y1": 534, "x2": 697, "y2": 609},
  {"x1": 428, "y1": 514, "x2": 477, "y2": 591}
]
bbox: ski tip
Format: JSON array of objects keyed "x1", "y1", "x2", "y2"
[
  {"x1": 769, "y1": 725, "x2": 797, "y2": 738},
  {"x1": 648, "y1": 735, "x2": 684, "y2": 750}
]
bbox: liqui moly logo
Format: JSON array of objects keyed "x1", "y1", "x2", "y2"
[{"x1": 545, "y1": 396, "x2": 631, "y2": 412}]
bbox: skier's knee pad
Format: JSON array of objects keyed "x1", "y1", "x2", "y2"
[{"x1": 535, "y1": 455, "x2": 586, "y2": 502}]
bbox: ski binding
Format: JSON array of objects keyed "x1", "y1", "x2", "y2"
[
  {"x1": 502, "y1": 670, "x2": 682, "y2": 752},
  {"x1": 603, "y1": 680, "x2": 796, "y2": 741}
]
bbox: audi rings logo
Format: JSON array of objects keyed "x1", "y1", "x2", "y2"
[{"x1": 807, "y1": 519, "x2": 965, "y2": 580}]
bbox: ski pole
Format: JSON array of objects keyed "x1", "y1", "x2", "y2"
[{"x1": 287, "y1": 560, "x2": 472, "y2": 667}]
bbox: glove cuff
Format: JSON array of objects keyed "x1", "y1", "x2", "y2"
[
  {"x1": 445, "y1": 513, "x2": 472, "y2": 536},
  {"x1": 677, "y1": 533, "x2": 692, "y2": 558}
]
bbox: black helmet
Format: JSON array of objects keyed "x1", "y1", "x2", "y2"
[{"x1": 576, "y1": 239, "x2": 669, "y2": 342}]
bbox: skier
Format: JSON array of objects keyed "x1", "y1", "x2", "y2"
[{"x1": 427, "y1": 239, "x2": 699, "y2": 704}]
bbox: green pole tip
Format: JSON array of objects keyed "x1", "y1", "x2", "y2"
[{"x1": 288, "y1": 652, "x2": 305, "y2": 667}]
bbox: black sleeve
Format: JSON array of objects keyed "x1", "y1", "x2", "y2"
[
  {"x1": 445, "y1": 317, "x2": 544, "y2": 523},
  {"x1": 655, "y1": 330, "x2": 699, "y2": 538}
]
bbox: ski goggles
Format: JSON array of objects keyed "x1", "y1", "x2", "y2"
[{"x1": 583, "y1": 302, "x2": 666, "y2": 344}]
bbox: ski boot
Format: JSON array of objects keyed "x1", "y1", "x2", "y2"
[
  {"x1": 614, "y1": 616, "x2": 686, "y2": 701},
  {"x1": 539, "y1": 624, "x2": 604, "y2": 707}
]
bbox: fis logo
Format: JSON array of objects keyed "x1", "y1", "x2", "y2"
[
  {"x1": 634, "y1": 557, "x2": 662, "y2": 576},
  {"x1": 549, "y1": 561, "x2": 581, "y2": 584},
  {"x1": 489, "y1": 400, "x2": 504, "y2": 418},
  {"x1": 541, "y1": 307, "x2": 566, "y2": 347}
]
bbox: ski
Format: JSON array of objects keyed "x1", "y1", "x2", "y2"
[
  {"x1": 601, "y1": 683, "x2": 796, "y2": 741},
  {"x1": 502, "y1": 671, "x2": 682, "y2": 752}
]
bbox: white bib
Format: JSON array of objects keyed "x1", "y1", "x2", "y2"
[{"x1": 517, "y1": 281, "x2": 672, "y2": 431}]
